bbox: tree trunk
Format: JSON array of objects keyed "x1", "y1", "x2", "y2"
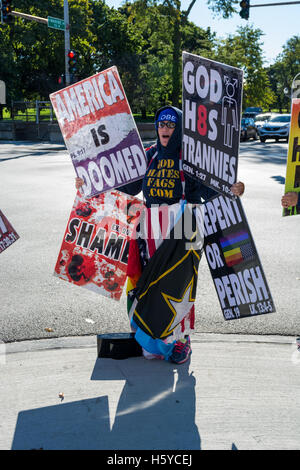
[
  {"x1": 170, "y1": 0, "x2": 197, "y2": 107},
  {"x1": 141, "y1": 107, "x2": 147, "y2": 120},
  {"x1": 171, "y1": 12, "x2": 181, "y2": 107}
]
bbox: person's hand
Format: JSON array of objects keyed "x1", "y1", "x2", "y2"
[
  {"x1": 281, "y1": 192, "x2": 298, "y2": 208},
  {"x1": 75, "y1": 177, "x2": 84, "y2": 190},
  {"x1": 230, "y1": 181, "x2": 245, "y2": 197}
]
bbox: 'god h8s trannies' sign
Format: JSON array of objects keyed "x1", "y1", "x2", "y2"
[
  {"x1": 50, "y1": 67, "x2": 147, "y2": 198},
  {"x1": 182, "y1": 52, "x2": 243, "y2": 199}
]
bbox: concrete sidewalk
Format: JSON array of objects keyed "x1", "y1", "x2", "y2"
[{"x1": 1, "y1": 333, "x2": 300, "y2": 450}]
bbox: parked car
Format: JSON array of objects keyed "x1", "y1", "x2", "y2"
[
  {"x1": 258, "y1": 114, "x2": 291, "y2": 142},
  {"x1": 240, "y1": 117, "x2": 259, "y2": 141},
  {"x1": 243, "y1": 107, "x2": 263, "y2": 119},
  {"x1": 254, "y1": 112, "x2": 279, "y2": 130}
]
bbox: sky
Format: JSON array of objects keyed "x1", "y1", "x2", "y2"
[{"x1": 104, "y1": 0, "x2": 300, "y2": 65}]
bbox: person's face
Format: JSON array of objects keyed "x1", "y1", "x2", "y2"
[{"x1": 158, "y1": 121, "x2": 176, "y2": 147}]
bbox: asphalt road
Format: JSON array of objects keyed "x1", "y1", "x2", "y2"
[{"x1": 0, "y1": 139, "x2": 299, "y2": 342}]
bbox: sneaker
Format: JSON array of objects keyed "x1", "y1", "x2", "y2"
[{"x1": 168, "y1": 337, "x2": 191, "y2": 364}]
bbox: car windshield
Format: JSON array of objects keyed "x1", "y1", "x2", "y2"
[
  {"x1": 255, "y1": 114, "x2": 270, "y2": 122},
  {"x1": 269, "y1": 115, "x2": 291, "y2": 123}
]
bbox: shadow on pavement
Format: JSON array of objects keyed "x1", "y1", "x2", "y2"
[
  {"x1": 11, "y1": 357, "x2": 201, "y2": 450},
  {"x1": 239, "y1": 141, "x2": 288, "y2": 166},
  {"x1": 270, "y1": 175, "x2": 286, "y2": 185}
]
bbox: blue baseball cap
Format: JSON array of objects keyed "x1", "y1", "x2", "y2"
[{"x1": 156, "y1": 108, "x2": 178, "y2": 124}]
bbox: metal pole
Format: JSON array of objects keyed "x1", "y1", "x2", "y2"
[
  {"x1": 250, "y1": 1, "x2": 300, "y2": 6},
  {"x1": 64, "y1": 0, "x2": 71, "y2": 86},
  {"x1": 36, "y1": 100, "x2": 39, "y2": 124}
]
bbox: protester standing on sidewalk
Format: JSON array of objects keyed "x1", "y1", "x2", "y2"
[{"x1": 76, "y1": 106, "x2": 245, "y2": 364}]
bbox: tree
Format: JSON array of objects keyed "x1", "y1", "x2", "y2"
[
  {"x1": 268, "y1": 36, "x2": 300, "y2": 111},
  {"x1": 121, "y1": 0, "x2": 214, "y2": 113},
  {"x1": 212, "y1": 25, "x2": 275, "y2": 110},
  {"x1": 128, "y1": 0, "x2": 258, "y2": 107},
  {"x1": 0, "y1": 0, "x2": 96, "y2": 101},
  {"x1": 90, "y1": 1, "x2": 144, "y2": 110},
  {"x1": 0, "y1": 0, "x2": 146, "y2": 108},
  {"x1": 1, "y1": 0, "x2": 295, "y2": 117}
]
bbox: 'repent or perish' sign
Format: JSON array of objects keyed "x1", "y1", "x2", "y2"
[
  {"x1": 196, "y1": 194, "x2": 275, "y2": 320},
  {"x1": 182, "y1": 52, "x2": 243, "y2": 199},
  {"x1": 50, "y1": 67, "x2": 147, "y2": 198}
]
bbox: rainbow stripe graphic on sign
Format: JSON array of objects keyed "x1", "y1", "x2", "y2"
[{"x1": 220, "y1": 230, "x2": 254, "y2": 267}]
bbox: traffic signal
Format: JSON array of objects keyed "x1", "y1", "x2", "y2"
[
  {"x1": 239, "y1": 0, "x2": 250, "y2": 20},
  {"x1": 58, "y1": 75, "x2": 65, "y2": 86},
  {"x1": 68, "y1": 50, "x2": 77, "y2": 76},
  {"x1": 1, "y1": 0, "x2": 13, "y2": 24}
]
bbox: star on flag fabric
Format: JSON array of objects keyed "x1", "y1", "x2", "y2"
[
  {"x1": 131, "y1": 240, "x2": 199, "y2": 339},
  {"x1": 162, "y1": 278, "x2": 196, "y2": 334},
  {"x1": 126, "y1": 202, "x2": 203, "y2": 357}
]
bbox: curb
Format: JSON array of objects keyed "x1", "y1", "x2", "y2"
[{"x1": 4, "y1": 333, "x2": 297, "y2": 355}]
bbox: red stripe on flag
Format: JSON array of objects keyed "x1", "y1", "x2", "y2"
[
  {"x1": 147, "y1": 208, "x2": 156, "y2": 258},
  {"x1": 126, "y1": 238, "x2": 142, "y2": 283}
]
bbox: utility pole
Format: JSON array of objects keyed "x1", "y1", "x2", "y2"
[
  {"x1": 64, "y1": 0, "x2": 71, "y2": 86},
  {"x1": 5, "y1": 5, "x2": 70, "y2": 85}
]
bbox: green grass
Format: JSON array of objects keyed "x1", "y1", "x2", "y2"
[
  {"x1": 270, "y1": 108, "x2": 290, "y2": 114},
  {"x1": 1, "y1": 107, "x2": 57, "y2": 121},
  {"x1": 1, "y1": 107, "x2": 154, "y2": 122},
  {"x1": 2, "y1": 108, "x2": 11, "y2": 120},
  {"x1": 2, "y1": 106, "x2": 290, "y2": 123}
]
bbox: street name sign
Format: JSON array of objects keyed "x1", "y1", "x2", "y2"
[{"x1": 48, "y1": 16, "x2": 65, "y2": 31}]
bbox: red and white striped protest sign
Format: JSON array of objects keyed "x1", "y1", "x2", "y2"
[
  {"x1": 0, "y1": 209, "x2": 19, "y2": 254},
  {"x1": 50, "y1": 67, "x2": 147, "y2": 198}
]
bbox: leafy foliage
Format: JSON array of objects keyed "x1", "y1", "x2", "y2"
[
  {"x1": 0, "y1": 0, "x2": 298, "y2": 115},
  {"x1": 206, "y1": 0, "x2": 240, "y2": 18},
  {"x1": 212, "y1": 25, "x2": 276, "y2": 109},
  {"x1": 0, "y1": 0, "x2": 95, "y2": 102},
  {"x1": 268, "y1": 35, "x2": 300, "y2": 111}
]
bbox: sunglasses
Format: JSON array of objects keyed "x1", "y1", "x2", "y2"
[{"x1": 158, "y1": 121, "x2": 176, "y2": 129}]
